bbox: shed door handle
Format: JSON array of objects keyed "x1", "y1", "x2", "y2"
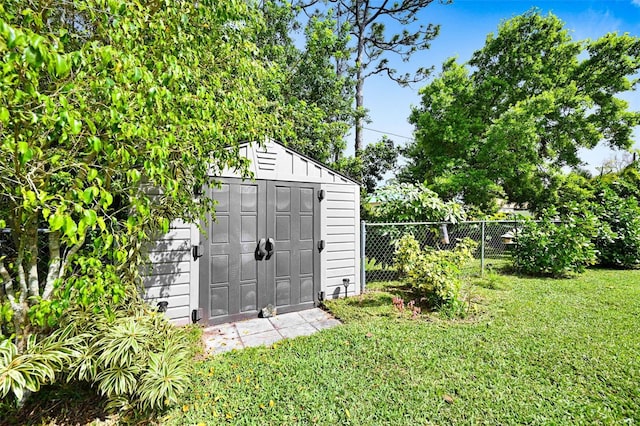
[
  {"x1": 256, "y1": 238, "x2": 267, "y2": 260},
  {"x1": 266, "y1": 237, "x2": 275, "y2": 259}
]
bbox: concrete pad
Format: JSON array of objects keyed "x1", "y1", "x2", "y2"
[
  {"x1": 202, "y1": 323, "x2": 240, "y2": 339},
  {"x1": 312, "y1": 318, "x2": 342, "y2": 331},
  {"x1": 269, "y1": 312, "x2": 307, "y2": 329},
  {"x1": 235, "y1": 318, "x2": 276, "y2": 336},
  {"x1": 206, "y1": 337, "x2": 244, "y2": 354},
  {"x1": 201, "y1": 308, "x2": 341, "y2": 355},
  {"x1": 203, "y1": 332, "x2": 240, "y2": 350},
  {"x1": 240, "y1": 330, "x2": 282, "y2": 348},
  {"x1": 278, "y1": 322, "x2": 318, "y2": 339},
  {"x1": 298, "y1": 308, "x2": 333, "y2": 323}
]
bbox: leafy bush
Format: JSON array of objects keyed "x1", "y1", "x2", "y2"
[
  {"x1": 513, "y1": 211, "x2": 598, "y2": 277},
  {"x1": 592, "y1": 188, "x2": 640, "y2": 268},
  {"x1": 1, "y1": 294, "x2": 196, "y2": 417},
  {"x1": 394, "y1": 235, "x2": 478, "y2": 312},
  {"x1": 394, "y1": 233, "x2": 421, "y2": 276},
  {"x1": 0, "y1": 326, "x2": 82, "y2": 402},
  {"x1": 63, "y1": 298, "x2": 193, "y2": 415}
]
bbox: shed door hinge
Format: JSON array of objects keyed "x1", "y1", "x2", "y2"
[{"x1": 192, "y1": 245, "x2": 203, "y2": 261}]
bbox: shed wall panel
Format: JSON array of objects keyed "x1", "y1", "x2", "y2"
[
  {"x1": 143, "y1": 272, "x2": 190, "y2": 287},
  {"x1": 321, "y1": 182, "x2": 359, "y2": 299},
  {"x1": 326, "y1": 267, "x2": 356, "y2": 278},
  {"x1": 142, "y1": 220, "x2": 194, "y2": 325},
  {"x1": 326, "y1": 226, "x2": 355, "y2": 235},
  {"x1": 145, "y1": 283, "x2": 190, "y2": 299},
  {"x1": 325, "y1": 201, "x2": 355, "y2": 210},
  {"x1": 326, "y1": 242, "x2": 356, "y2": 252},
  {"x1": 326, "y1": 192, "x2": 356, "y2": 201},
  {"x1": 326, "y1": 250, "x2": 356, "y2": 261},
  {"x1": 327, "y1": 217, "x2": 356, "y2": 227}
]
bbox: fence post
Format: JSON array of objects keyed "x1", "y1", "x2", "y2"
[
  {"x1": 480, "y1": 220, "x2": 485, "y2": 276},
  {"x1": 360, "y1": 220, "x2": 366, "y2": 293}
]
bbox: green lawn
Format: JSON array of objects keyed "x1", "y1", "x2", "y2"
[{"x1": 167, "y1": 269, "x2": 640, "y2": 425}]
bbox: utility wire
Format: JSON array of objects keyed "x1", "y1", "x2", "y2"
[{"x1": 362, "y1": 126, "x2": 414, "y2": 141}]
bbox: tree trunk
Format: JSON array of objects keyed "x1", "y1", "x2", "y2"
[
  {"x1": 43, "y1": 231, "x2": 61, "y2": 300},
  {"x1": 355, "y1": 70, "x2": 364, "y2": 156},
  {"x1": 354, "y1": 2, "x2": 365, "y2": 157},
  {"x1": 26, "y1": 227, "x2": 40, "y2": 299}
]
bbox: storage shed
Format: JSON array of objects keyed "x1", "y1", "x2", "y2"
[{"x1": 143, "y1": 140, "x2": 361, "y2": 325}]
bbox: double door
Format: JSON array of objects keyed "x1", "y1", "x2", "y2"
[{"x1": 199, "y1": 178, "x2": 320, "y2": 324}]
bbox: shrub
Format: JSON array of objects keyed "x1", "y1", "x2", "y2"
[
  {"x1": 0, "y1": 325, "x2": 82, "y2": 403},
  {"x1": 1, "y1": 293, "x2": 196, "y2": 417},
  {"x1": 394, "y1": 233, "x2": 421, "y2": 276},
  {"x1": 592, "y1": 188, "x2": 640, "y2": 268},
  {"x1": 63, "y1": 297, "x2": 193, "y2": 415},
  {"x1": 513, "y1": 211, "x2": 598, "y2": 277},
  {"x1": 394, "y1": 235, "x2": 478, "y2": 312}
]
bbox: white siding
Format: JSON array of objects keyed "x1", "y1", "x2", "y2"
[
  {"x1": 321, "y1": 183, "x2": 360, "y2": 299},
  {"x1": 142, "y1": 220, "x2": 195, "y2": 325}
]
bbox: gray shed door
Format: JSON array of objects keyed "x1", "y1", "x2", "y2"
[{"x1": 200, "y1": 178, "x2": 320, "y2": 325}]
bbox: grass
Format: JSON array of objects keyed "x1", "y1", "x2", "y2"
[{"x1": 163, "y1": 268, "x2": 640, "y2": 425}]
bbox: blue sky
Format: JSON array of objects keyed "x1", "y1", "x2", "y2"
[{"x1": 359, "y1": 0, "x2": 640, "y2": 174}]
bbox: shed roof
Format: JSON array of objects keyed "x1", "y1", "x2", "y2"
[{"x1": 217, "y1": 139, "x2": 361, "y2": 186}]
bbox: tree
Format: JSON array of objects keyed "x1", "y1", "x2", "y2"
[
  {"x1": 257, "y1": 2, "x2": 354, "y2": 164},
  {"x1": 403, "y1": 10, "x2": 640, "y2": 212},
  {"x1": 369, "y1": 182, "x2": 466, "y2": 223},
  {"x1": 300, "y1": 0, "x2": 444, "y2": 155},
  {"x1": 359, "y1": 136, "x2": 399, "y2": 192},
  {"x1": 0, "y1": 0, "x2": 273, "y2": 349},
  {"x1": 598, "y1": 151, "x2": 638, "y2": 175}
]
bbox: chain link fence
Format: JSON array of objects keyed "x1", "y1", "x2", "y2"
[
  {"x1": 361, "y1": 221, "x2": 523, "y2": 286},
  {"x1": 0, "y1": 228, "x2": 51, "y2": 284}
]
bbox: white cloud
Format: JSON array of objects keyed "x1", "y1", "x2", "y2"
[{"x1": 632, "y1": 0, "x2": 640, "y2": 7}]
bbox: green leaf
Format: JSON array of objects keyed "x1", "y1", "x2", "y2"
[
  {"x1": 0, "y1": 107, "x2": 9, "y2": 123},
  {"x1": 53, "y1": 54, "x2": 70, "y2": 77},
  {"x1": 2, "y1": 22, "x2": 17, "y2": 48},
  {"x1": 127, "y1": 169, "x2": 141, "y2": 183},
  {"x1": 87, "y1": 168, "x2": 98, "y2": 182},
  {"x1": 70, "y1": 118, "x2": 82, "y2": 135},
  {"x1": 82, "y1": 188, "x2": 95, "y2": 204},
  {"x1": 83, "y1": 209, "x2": 97, "y2": 226},
  {"x1": 90, "y1": 137, "x2": 102, "y2": 153},
  {"x1": 17, "y1": 141, "x2": 34, "y2": 164},
  {"x1": 101, "y1": 191, "x2": 113, "y2": 208},
  {"x1": 25, "y1": 46, "x2": 41, "y2": 67},
  {"x1": 49, "y1": 214, "x2": 64, "y2": 231},
  {"x1": 97, "y1": 217, "x2": 106, "y2": 232},
  {"x1": 63, "y1": 216, "x2": 77, "y2": 238}
]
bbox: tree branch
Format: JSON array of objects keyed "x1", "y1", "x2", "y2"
[
  {"x1": 43, "y1": 231, "x2": 61, "y2": 300},
  {"x1": 26, "y1": 227, "x2": 40, "y2": 301},
  {"x1": 58, "y1": 233, "x2": 86, "y2": 281},
  {"x1": 0, "y1": 260, "x2": 20, "y2": 312},
  {"x1": 15, "y1": 231, "x2": 29, "y2": 305}
]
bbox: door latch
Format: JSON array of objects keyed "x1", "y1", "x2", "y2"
[
  {"x1": 265, "y1": 238, "x2": 275, "y2": 259},
  {"x1": 256, "y1": 238, "x2": 267, "y2": 260},
  {"x1": 317, "y1": 239, "x2": 325, "y2": 252}
]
